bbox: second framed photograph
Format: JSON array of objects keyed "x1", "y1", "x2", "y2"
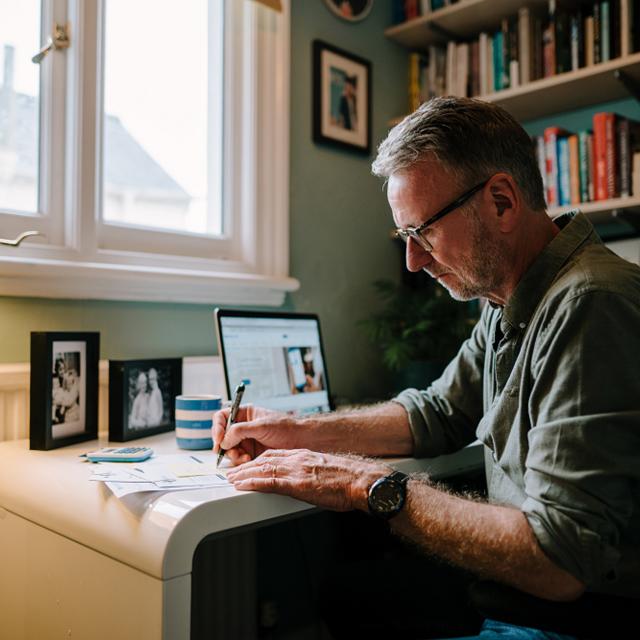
[
  {"x1": 109, "y1": 358, "x2": 182, "y2": 441},
  {"x1": 313, "y1": 40, "x2": 371, "y2": 154}
]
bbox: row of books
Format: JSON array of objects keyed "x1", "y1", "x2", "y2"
[
  {"x1": 392, "y1": 0, "x2": 458, "y2": 24},
  {"x1": 407, "y1": 1, "x2": 640, "y2": 110},
  {"x1": 534, "y1": 113, "x2": 640, "y2": 208}
]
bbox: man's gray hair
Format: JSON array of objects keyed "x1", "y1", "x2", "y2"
[{"x1": 371, "y1": 97, "x2": 546, "y2": 212}]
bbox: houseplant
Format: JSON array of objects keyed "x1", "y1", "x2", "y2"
[{"x1": 361, "y1": 278, "x2": 477, "y2": 390}]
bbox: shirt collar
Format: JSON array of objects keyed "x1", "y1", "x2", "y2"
[{"x1": 500, "y1": 210, "x2": 600, "y2": 333}]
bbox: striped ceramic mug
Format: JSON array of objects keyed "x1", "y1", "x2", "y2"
[{"x1": 175, "y1": 395, "x2": 222, "y2": 450}]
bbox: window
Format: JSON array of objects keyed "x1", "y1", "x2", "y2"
[{"x1": 0, "y1": 0, "x2": 296, "y2": 305}]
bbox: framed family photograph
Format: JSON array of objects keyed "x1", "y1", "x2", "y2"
[
  {"x1": 313, "y1": 40, "x2": 371, "y2": 154},
  {"x1": 109, "y1": 358, "x2": 182, "y2": 441},
  {"x1": 30, "y1": 332, "x2": 100, "y2": 450}
]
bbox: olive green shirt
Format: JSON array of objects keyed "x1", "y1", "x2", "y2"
[{"x1": 394, "y1": 211, "x2": 640, "y2": 596}]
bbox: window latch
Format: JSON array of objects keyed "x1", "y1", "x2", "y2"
[
  {"x1": 32, "y1": 23, "x2": 70, "y2": 64},
  {"x1": 0, "y1": 231, "x2": 43, "y2": 247}
]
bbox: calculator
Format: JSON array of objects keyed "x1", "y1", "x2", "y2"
[{"x1": 85, "y1": 446, "x2": 154, "y2": 463}]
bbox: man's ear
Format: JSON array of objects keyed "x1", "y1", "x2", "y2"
[{"x1": 488, "y1": 174, "x2": 519, "y2": 226}]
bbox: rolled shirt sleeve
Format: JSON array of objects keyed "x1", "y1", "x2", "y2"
[
  {"x1": 522, "y1": 289, "x2": 640, "y2": 589},
  {"x1": 393, "y1": 304, "x2": 489, "y2": 458}
]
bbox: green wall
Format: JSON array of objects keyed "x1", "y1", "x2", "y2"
[{"x1": 0, "y1": 2, "x2": 408, "y2": 402}]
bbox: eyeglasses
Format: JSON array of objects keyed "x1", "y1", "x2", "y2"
[{"x1": 394, "y1": 178, "x2": 490, "y2": 252}]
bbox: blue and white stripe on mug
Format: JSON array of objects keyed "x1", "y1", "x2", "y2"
[{"x1": 175, "y1": 395, "x2": 221, "y2": 450}]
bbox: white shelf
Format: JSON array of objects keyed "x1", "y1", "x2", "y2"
[
  {"x1": 485, "y1": 53, "x2": 640, "y2": 121},
  {"x1": 549, "y1": 196, "x2": 640, "y2": 226}
]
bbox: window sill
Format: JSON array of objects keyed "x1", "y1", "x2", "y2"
[{"x1": 0, "y1": 255, "x2": 299, "y2": 305}]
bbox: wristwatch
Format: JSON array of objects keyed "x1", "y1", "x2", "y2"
[{"x1": 367, "y1": 470, "x2": 409, "y2": 520}]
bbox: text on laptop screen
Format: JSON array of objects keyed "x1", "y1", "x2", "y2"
[{"x1": 219, "y1": 316, "x2": 331, "y2": 414}]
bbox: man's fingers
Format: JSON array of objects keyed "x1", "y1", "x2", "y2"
[{"x1": 220, "y1": 419, "x2": 268, "y2": 450}]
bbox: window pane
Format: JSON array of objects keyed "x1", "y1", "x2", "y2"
[
  {"x1": 102, "y1": 0, "x2": 222, "y2": 236},
  {"x1": 0, "y1": 0, "x2": 41, "y2": 214}
]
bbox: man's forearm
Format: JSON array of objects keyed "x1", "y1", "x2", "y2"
[
  {"x1": 301, "y1": 401, "x2": 414, "y2": 457},
  {"x1": 382, "y1": 478, "x2": 585, "y2": 601}
]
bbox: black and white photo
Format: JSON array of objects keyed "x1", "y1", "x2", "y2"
[
  {"x1": 109, "y1": 358, "x2": 182, "y2": 441},
  {"x1": 30, "y1": 332, "x2": 99, "y2": 450}
]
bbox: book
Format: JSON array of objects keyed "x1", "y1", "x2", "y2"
[
  {"x1": 585, "y1": 15, "x2": 595, "y2": 65},
  {"x1": 409, "y1": 53, "x2": 421, "y2": 111},
  {"x1": 568, "y1": 134, "x2": 581, "y2": 204},
  {"x1": 543, "y1": 13, "x2": 556, "y2": 77},
  {"x1": 405, "y1": 0, "x2": 419, "y2": 20},
  {"x1": 544, "y1": 126, "x2": 570, "y2": 206},
  {"x1": 501, "y1": 18, "x2": 511, "y2": 89},
  {"x1": 593, "y1": 112, "x2": 616, "y2": 200},
  {"x1": 570, "y1": 10, "x2": 585, "y2": 71},
  {"x1": 593, "y1": 2, "x2": 602, "y2": 64},
  {"x1": 518, "y1": 7, "x2": 532, "y2": 84},
  {"x1": 470, "y1": 40, "x2": 480, "y2": 97},
  {"x1": 578, "y1": 130, "x2": 592, "y2": 202},
  {"x1": 456, "y1": 42, "x2": 470, "y2": 96},
  {"x1": 479, "y1": 32, "x2": 489, "y2": 95},
  {"x1": 557, "y1": 136, "x2": 572, "y2": 206},
  {"x1": 601, "y1": 0, "x2": 611, "y2": 62},
  {"x1": 493, "y1": 28, "x2": 504, "y2": 91},
  {"x1": 446, "y1": 40, "x2": 457, "y2": 95},
  {"x1": 535, "y1": 135, "x2": 548, "y2": 198},
  {"x1": 555, "y1": 8, "x2": 572, "y2": 74}
]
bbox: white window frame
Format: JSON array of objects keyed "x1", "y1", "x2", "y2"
[{"x1": 0, "y1": 0, "x2": 297, "y2": 305}]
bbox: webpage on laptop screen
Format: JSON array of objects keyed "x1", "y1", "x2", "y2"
[{"x1": 220, "y1": 317, "x2": 331, "y2": 415}]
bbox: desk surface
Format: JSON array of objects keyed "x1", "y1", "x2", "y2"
[{"x1": 0, "y1": 433, "x2": 483, "y2": 581}]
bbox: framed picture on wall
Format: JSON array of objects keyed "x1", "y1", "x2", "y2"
[
  {"x1": 109, "y1": 358, "x2": 182, "y2": 441},
  {"x1": 30, "y1": 332, "x2": 100, "y2": 450},
  {"x1": 313, "y1": 40, "x2": 371, "y2": 154},
  {"x1": 322, "y1": 0, "x2": 374, "y2": 22}
]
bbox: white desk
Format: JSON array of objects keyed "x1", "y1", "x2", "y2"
[{"x1": 0, "y1": 432, "x2": 483, "y2": 639}]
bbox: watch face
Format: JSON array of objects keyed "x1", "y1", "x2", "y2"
[{"x1": 370, "y1": 479, "x2": 403, "y2": 514}]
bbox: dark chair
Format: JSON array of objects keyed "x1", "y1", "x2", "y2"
[{"x1": 468, "y1": 580, "x2": 639, "y2": 639}]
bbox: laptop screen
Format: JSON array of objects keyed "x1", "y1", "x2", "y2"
[{"x1": 215, "y1": 309, "x2": 333, "y2": 414}]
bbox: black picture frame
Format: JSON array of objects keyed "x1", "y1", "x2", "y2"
[
  {"x1": 108, "y1": 358, "x2": 182, "y2": 442},
  {"x1": 30, "y1": 332, "x2": 100, "y2": 451},
  {"x1": 313, "y1": 40, "x2": 371, "y2": 154}
]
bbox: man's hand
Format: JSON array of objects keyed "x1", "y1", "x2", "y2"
[
  {"x1": 226, "y1": 449, "x2": 391, "y2": 512},
  {"x1": 213, "y1": 406, "x2": 311, "y2": 465}
]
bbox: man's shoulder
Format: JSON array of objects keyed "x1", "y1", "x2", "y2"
[{"x1": 546, "y1": 241, "x2": 640, "y2": 307}]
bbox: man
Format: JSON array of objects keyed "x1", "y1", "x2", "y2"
[{"x1": 213, "y1": 97, "x2": 640, "y2": 639}]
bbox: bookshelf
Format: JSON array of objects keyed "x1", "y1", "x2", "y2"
[{"x1": 386, "y1": 1, "x2": 640, "y2": 229}]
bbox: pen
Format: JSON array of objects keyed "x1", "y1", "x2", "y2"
[{"x1": 217, "y1": 382, "x2": 245, "y2": 467}]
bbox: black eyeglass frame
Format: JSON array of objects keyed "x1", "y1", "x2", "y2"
[{"x1": 394, "y1": 178, "x2": 490, "y2": 252}]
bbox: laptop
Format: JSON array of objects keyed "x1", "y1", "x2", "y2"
[{"x1": 214, "y1": 308, "x2": 334, "y2": 414}]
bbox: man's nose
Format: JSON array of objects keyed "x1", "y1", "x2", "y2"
[{"x1": 405, "y1": 237, "x2": 432, "y2": 272}]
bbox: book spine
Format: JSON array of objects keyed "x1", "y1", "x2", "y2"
[
  {"x1": 501, "y1": 18, "x2": 511, "y2": 89},
  {"x1": 585, "y1": 15, "x2": 595, "y2": 65},
  {"x1": 518, "y1": 7, "x2": 531, "y2": 84},
  {"x1": 601, "y1": 0, "x2": 611, "y2": 61},
  {"x1": 493, "y1": 29, "x2": 503, "y2": 91},
  {"x1": 409, "y1": 52, "x2": 421, "y2": 111},
  {"x1": 487, "y1": 34, "x2": 495, "y2": 93},
  {"x1": 593, "y1": 112, "x2": 608, "y2": 200},
  {"x1": 568, "y1": 134, "x2": 581, "y2": 204},
  {"x1": 605, "y1": 112, "x2": 617, "y2": 197},
  {"x1": 556, "y1": 8, "x2": 572, "y2": 73},
  {"x1": 558, "y1": 136, "x2": 571, "y2": 206},
  {"x1": 457, "y1": 42, "x2": 469, "y2": 97},
  {"x1": 544, "y1": 127, "x2": 563, "y2": 206},
  {"x1": 578, "y1": 130, "x2": 591, "y2": 202},
  {"x1": 446, "y1": 40, "x2": 457, "y2": 95},
  {"x1": 618, "y1": 116, "x2": 631, "y2": 197},
  {"x1": 405, "y1": 0, "x2": 419, "y2": 20},
  {"x1": 543, "y1": 19, "x2": 557, "y2": 77},
  {"x1": 594, "y1": 2, "x2": 602, "y2": 63},
  {"x1": 621, "y1": 0, "x2": 631, "y2": 56},
  {"x1": 612, "y1": 0, "x2": 621, "y2": 58},
  {"x1": 536, "y1": 135, "x2": 548, "y2": 200},
  {"x1": 479, "y1": 33, "x2": 488, "y2": 95},
  {"x1": 587, "y1": 132, "x2": 595, "y2": 201},
  {"x1": 533, "y1": 16, "x2": 543, "y2": 80},
  {"x1": 419, "y1": 0, "x2": 431, "y2": 16},
  {"x1": 470, "y1": 39, "x2": 480, "y2": 96},
  {"x1": 392, "y1": 0, "x2": 406, "y2": 24}
]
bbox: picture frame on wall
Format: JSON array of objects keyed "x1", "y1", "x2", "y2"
[
  {"x1": 109, "y1": 358, "x2": 182, "y2": 442},
  {"x1": 313, "y1": 40, "x2": 371, "y2": 154},
  {"x1": 30, "y1": 332, "x2": 100, "y2": 450},
  {"x1": 322, "y1": 0, "x2": 374, "y2": 22}
]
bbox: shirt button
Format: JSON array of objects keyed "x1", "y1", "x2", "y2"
[{"x1": 519, "y1": 322, "x2": 526, "y2": 329}]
